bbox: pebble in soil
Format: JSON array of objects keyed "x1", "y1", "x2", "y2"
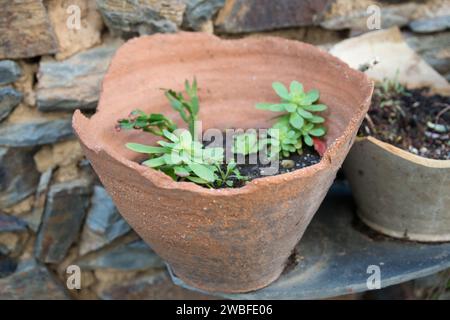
[{"x1": 360, "y1": 83, "x2": 450, "y2": 160}]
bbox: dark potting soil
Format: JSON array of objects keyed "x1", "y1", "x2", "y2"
[
  {"x1": 233, "y1": 147, "x2": 321, "y2": 186},
  {"x1": 359, "y1": 86, "x2": 450, "y2": 160},
  {"x1": 205, "y1": 138, "x2": 321, "y2": 189}
]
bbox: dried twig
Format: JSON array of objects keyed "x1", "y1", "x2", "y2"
[
  {"x1": 364, "y1": 114, "x2": 376, "y2": 134},
  {"x1": 435, "y1": 104, "x2": 450, "y2": 124}
]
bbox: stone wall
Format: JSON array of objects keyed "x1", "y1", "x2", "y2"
[{"x1": 0, "y1": 0, "x2": 449, "y2": 299}]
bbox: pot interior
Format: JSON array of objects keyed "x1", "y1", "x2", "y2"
[{"x1": 83, "y1": 33, "x2": 372, "y2": 164}]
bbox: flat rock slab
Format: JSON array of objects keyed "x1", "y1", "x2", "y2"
[
  {"x1": 215, "y1": 0, "x2": 331, "y2": 33},
  {"x1": 410, "y1": 15, "x2": 450, "y2": 33},
  {"x1": 35, "y1": 179, "x2": 91, "y2": 264},
  {"x1": 0, "y1": 213, "x2": 27, "y2": 233},
  {"x1": 98, "y1": 269, "x2": 214, "y2": 300},
  {"x1": 170, "y1": 185, "x2": 450, "y2": 299},
  {"x1": 77, "y1": 239, "x2": 164, "y2": 271},
  {"x1": 0, "y1": 254, "x2": 17, "y2": 278},
  {"x1": 96, "y1": 0, "x2": 186, "y2": 36},
  {"x1": 0, "y1": 60, "x2": 22, "y2": 85},
  {"x1": 0, "y1": 118, "x2": 74, "y2": 147},
  {"x1": 36, "y1": 41, "x2": 122, "y2": 111},
  {"x1": 0, "y1": 260, "x2": 68, "y2": 299},
  {"x1": 0, "y1": 147, "x2": 40, "y2": 209},
  {"x1": 330, "y1": 27, "x2": 450, "y2": 93},
  {"x1": 405, "y1": 31, "x2": 450, "y2": 77},
  {"x1": 0, "y1": 87, "x2": 22, "y2": 123},
  {"x1": 79, "y1": 185, "x2": 131, "y2": 255},
  {"x1": 183, "y1": 0, "x2": 225, "y2": 30},
  {"x1": 0, "y1": 0, "x2": 57, "y2": 59}
]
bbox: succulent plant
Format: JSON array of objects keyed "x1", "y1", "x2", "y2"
[
  {"x1": 232, "y1": 132, "x2": 260, "y2": 155},
  {"x1": 267, "y1": 126, "x2": 301, "y2": 158},
  {"x1": 256, "y1": 81, "x2": 327, "y2": 156}
]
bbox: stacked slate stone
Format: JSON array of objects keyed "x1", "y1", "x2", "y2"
[{"x1": 0, "y1": 0, "x2": 449, "y2": 300}]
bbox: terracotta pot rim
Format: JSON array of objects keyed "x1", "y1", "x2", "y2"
[
  {"x1": 73, "y1": 32, "x2": 374, "y2": 197},
  {"x1": 355, "y1": 136, "x2": 450, "y2": 168}
]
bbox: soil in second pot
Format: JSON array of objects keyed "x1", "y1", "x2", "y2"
[{"x1": 359, "y1": 82, "x2": 450, "y2": 160}]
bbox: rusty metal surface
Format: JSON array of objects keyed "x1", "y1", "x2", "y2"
[{"x1": 169, "y1": 183, "x2": 450, "y2": 299}]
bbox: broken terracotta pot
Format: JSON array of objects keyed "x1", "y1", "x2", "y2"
[
  {"x1": 333, "y1": 28, "x2": 450, "y2": 242},
  {"x1": 73, "y1": 32, "x2": 373, "y2": 293}
]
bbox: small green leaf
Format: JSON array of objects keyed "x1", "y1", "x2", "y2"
[
  {"x1": 188, "y1": 163, "x2": 216, "y2": 182},
  {"x1": 164, "y1": 152, "x2": 182, "y2": 165},
  {"x1": 174, "y1": 166, "x2": 190, "y2": 177},
  {"x1": 304, "y1": 134, "x2": 313, "y2": 146},
  {"x1": 289, "y1": 112, "x2": 304, "y2": 129},
  {"x1": 303, "y1": 104, "x2": 327, "y2": 112},
  {"x1": 290, "y1": 81, "x2": 304, "y2": 94},
  {"x1": 310, "y1": 116, "x2": 325, "y2": 124},
  {"x1": 148, "y1": 113, "x2": 166, "y2": 121},
  {"x1": 163, "y1": 129, "x2": 179, "y2": 142},
  {"x1": 304, "y1": 89, "x2": 320, "y2": 104},
  {"x1": 282, "y1": 103, "x2": 297, "y2": 112},
  {"x1": 130, "y1": 109, "x2": 145, "y2": 116},
  {"x1": 165, "y1": 91, "x2": 183, "y2": 111},
  {"x1": 186, "y1": 176, "x2": 209, "y2": 184},
  {"x1": 297, "y1": 108, "x2": 313, "y2": 119},
  {"x1": 256, "y1": 103, "x2": 286, "y2": 112},
  {"x1": 303, "y1": 123, "x2": 314, "y2": 132},
  {"x1": 273, "y1": 115, "x2": 290, "y2": 129},
  {"x1": 142, "y1": 156, "x2": 166, "y2": 168},
  {"x1": 179, "y1": 130, "x2": 193, "y2": 149},
  {"x1": 272, "y1": 82, "x2": 290, "y2": 100},
  {"x1": 157, "y1": 140, "x2": 176, "y2": 148},
  {"x1": 255, "y1": 103, "x2": 273, "y2": 110},
  {"x1": 126, "y1": 143, "x2": 169, "y2": 154},
  {"x1": 309, "y1": 127, "x2": 327, "y2": 137},
  {"x1": 227, "y1": 161, "x2": 236, "y2": 172}
]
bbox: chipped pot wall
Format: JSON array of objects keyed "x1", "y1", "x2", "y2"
[
  {"x1": 73, "y1": 32, "x2": 372, "y2": 292},
  {"x1": 0, "y1": 0, "x2": 449, "y2": 299}
]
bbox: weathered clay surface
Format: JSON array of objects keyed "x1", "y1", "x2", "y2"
[
  {"x1": 73, "y1": 32, "x2": 373, "y2": 293},
  {"x1": 344, "y1": 137, "x2": 450, "y2": 242}
]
